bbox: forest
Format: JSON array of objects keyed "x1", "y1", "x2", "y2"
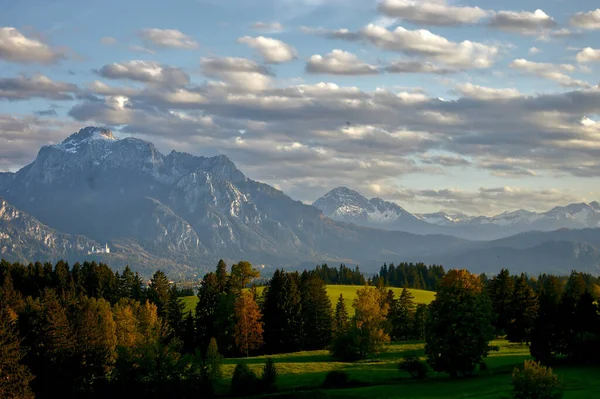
[{"x1": 1, "y1": 258, "x2": 600, "y2": 398}]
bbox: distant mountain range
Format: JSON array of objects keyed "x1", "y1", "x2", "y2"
[
  {"x1": 313, "y1": 187, "x2": 600, "y2": 241},
  {"x1": 1, "y1": 127, "x2": 599, "y2": 277}
]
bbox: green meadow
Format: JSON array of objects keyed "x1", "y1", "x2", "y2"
[
  {"x1": 217, "y1": 340, "x2": 600, "y2": 398},
  {"x1": 181, "y1": 285, "x2": 435, "y2": 315}
]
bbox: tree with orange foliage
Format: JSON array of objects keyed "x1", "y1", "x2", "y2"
[
  {"x1": 234, "y1": 291, "x2": 264, "y2": 357},
  {"x1": 425, "y1": 269, "x2": 494, "y2": 377}
]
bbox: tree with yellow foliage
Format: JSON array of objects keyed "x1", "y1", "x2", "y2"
[{"x1": 234, "y1": 291, "x2": 264, "y2": 357}]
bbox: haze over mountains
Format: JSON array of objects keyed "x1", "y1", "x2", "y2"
[
  {"x1": 1, "y1": 127, "x2": 599, "y2": 277},
  {"x1": 313, "y1": 187, "x2": 600, "y2": 241}
]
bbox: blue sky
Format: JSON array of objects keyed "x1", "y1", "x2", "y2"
[{"x1": 2, "y1": 0, "x2": 600, "y2": 215}]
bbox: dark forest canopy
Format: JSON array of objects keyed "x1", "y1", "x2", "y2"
[{"x1": 1, "y1": 258, "x2": 600, "y2": 398}]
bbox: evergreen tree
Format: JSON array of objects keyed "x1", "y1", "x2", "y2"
[
  {"x1": 166, "y1": 285, "x2": 184, "y2": 339},
  {"x1": 234, "y1": 291, "x2": 264, "y2": 356},
  {"x1": 182, "y1": 311, "x2": 196, "y2": 354},
  {"x1": 530, "y1": 275, "x2": 564, "y2": 362},
  {"x1": 333, "y1": 294, "x2": 349, "y2": 337},
  {"x1": 195, "y1": 272, "x2": 220, "y2": 351},
  {"x1": 412, "y1": 304, "x2": 427, "y2": 340},
  {"x1": 117, "y1": 266, "x2": 143, "y2": 301},
  {"x1": 0, "y1": 304, "x2": 34, "y2": 399},
  {"x1": 507, "y1": 274, "x2": 538, "y2": 343},
  {"x1": 488, "y1": 269, "x2": 515, "y2": 335},
  {"x1": 148, "y1": 270, "x2": 171, "y2": 317},
  {"x1": 215, "y1": 292, "x2": 236, "y2": 355},
  {"x1": 391, "y1": 288, "x2": 416, "y2": 341},
  {"x1": 216, "y1": 259, "x2": 229, "y2": 292},
  {"x1": 425, "y1": 270, "x2": 495, "y2": 377},
  {"x1": 206, "y1": 337, "x2": 223, "y2": 381},
  {"x1": 263, "y1": 270, "x2": 303, "y2": 353},
  {"x1": 300, "y1": 272, "x2": 333, "y2": 349}
]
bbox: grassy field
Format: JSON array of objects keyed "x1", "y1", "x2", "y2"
[
  {"x1": 181, "y1": 285, "x2": 436, "y2": 315},
  {"x1": 216, "y1": 340, "x2": 600, "y2": 398}
]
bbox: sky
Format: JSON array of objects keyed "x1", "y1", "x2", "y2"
[{"x1": 2, "y1": 0, "x2": 600, "y2": 216}]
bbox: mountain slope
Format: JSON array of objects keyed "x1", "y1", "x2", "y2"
[{"x1": 0, "y1": 127, "x2": 467, "y2": 274}]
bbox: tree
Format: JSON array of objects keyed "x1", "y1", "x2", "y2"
[
  {"x1": 116, "y1": 266, "x2": 143, "y2": 301},
  {"x1": 0, "y1": 305, "x2": 34, "y2": 399},
  {"x1": 425, "y1": 270, "x2": 495, "y2": 377},
  {"x1": 512, "y1": 360, "x2": 563, "y2": 399},
  {"x1": 148, "y1": 270, "x2": 171, "y2": 317},
  {"x1": 333, "y1": 294, "x2": 349, "y2": 338},
  {"x1": 234, "y1": 291, "x2": 264, "y2": 357},
  {"x1": 412, "y1": 304, "x2": 427, "y2": 340},
  {"x1": 261, "y1": 358, "x2": 278, "y2": 393},
  {"x1": 231, "y1": 362, "x2": 259, "y2": 396},
  {"x1": 206, "y1": 337, "x2": 223, "y2": 381},
  {"x1": 507, "y1": 274, "x2": 538, "y2": 343},
  {"x1": 229, "y1": 261, "x2": 260, "y2": 293},
  {"x1": 263, "y1": 270, "x2": 303, "y2": 353},
  {"x1": 195, "y1": 272, "x2": 220, "y2": 351},
  {"x1": 352, "y1": 287, "x2": 390, "y2": 359},
  {"x1": 488, "y1": 269, "x2": 515, "y2": 335},
  {"x1": 300, "y1": 272, "x2": 332, "y2": 349},
  {"x1": 390, "y1": 288, "x2": 415, "y2": 341},
  {"x1": 530, "y1": 275, "x2": 564, "y2": 362},
  {"x1": 166, "y1": 285, "x2": 184, "y2": 339},
  {"x1": 216, "y1": 259, "x2": 229, "y2": 292}
]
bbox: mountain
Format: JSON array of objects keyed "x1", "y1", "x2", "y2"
[
  {"x1": 0, "y1": 127, "x2": 467, "y2": 276},
  {"x1": 312, "y1": 187, "x2": 433, "y2": 233},
  {"x1": 314, "y1": 187, "x2": 600, "y2": 240}
]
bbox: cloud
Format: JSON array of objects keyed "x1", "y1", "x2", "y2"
[
  {"x1": 384, "y1": 59, "x2": 455, "y2": 74},
  {"x1": 138, "y1": 28, "x2": 199, "y2": 49},
  {"x1": 251, "y1": 22, "x2": 284, "y2": 33},
  {"x1": 306, "y1": 50, "x2": 379, "y2": 75},
  {"x1": 33, "y1": 108, "x2": 58, "y2": 117},
  {"x1": 100, "y1": 36, "x2": 117, "y2": 45},
  {"x1": 316, "y1": 24, "x2": 499, "y2": 69},
  {"x1": 0, "y1": 74, "x2": 78, "y2": 100},
  {"x1": 509, "y1": 59, "x2": 589, "y2": 88},
  {"x1": 378, "y1": 0, "x2": 489, "y2": 26},
  {"x1": 570, "y1": 9, "x2": 600, "y2": 30},
  {"x1": 129, "y1": 45, "x2": 156, "y2": 54},
  {"x1": 0, "y1": 27, "x2": 64, "y2": 64},
  {"x1": 420, "y1": 153, "x2": 470, "y2": 167},
  {"x1": 200, "y1": 57, "x2": 273, "y2": 91},
  {"x1": 576, "y1": 48, "x2": 600, "y2": 63},
  {"x1": 454, "y1": 83, "x2": 521, "y2": 100},
  {"x1": 529, "y1": 47, "x2": 540, "y2": 55},
  {"x1": 97, "y1": 61, "x2": 190, "y2": 87},
  {"x1": 237, "y1": 36, "x2": 297, "y2": 63},
  {"x1": 489, "y1": 9, "x2": 557, "y2": 35}
]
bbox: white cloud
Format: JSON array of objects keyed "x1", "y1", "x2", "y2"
[
  {"x1": 97, "y1": 61, "x2": 190, "y2": 87},
  {"x1": 385, "y1": 59, "x2": 455, "y2": 74},
  {"x1": 455, "y1": 83, "x2": 521, "y2": 100},
  {"x1": 360, "y1": 24, "x2": 499, "y2": 68},
  {"x1": 489, "y1": 9, "x2": 556, "y2": 35},
  {"x1": 570, "y1": 9, "x2": 600, "y2": 30},
  {"x1": 576, "y1": 47, "x2": 600, "y2": 63},
  {"x1": 251, "y1": 22, "x2": 284, "y2": 33},
  {"x1": 0, "y1": 74, "x2": 78, "y2": 100},
  {"x1": 237, "y1": 36, "x2": 297, "y2": 64},
  {"x1": 138, "y1": 28, "x2": 199, "y2": 49},
  {"x1": 528, "y1": 47, "x2": 540, "y2": 55},
  {"x1": 0, "y1": 27, "x2": 64, "y2": 64},
  {"x1": 509, "y1": 59, "x2": 589, "y2": 88},
  {"x1": 200, "y1": 57, "x2": 273, "y2": 91},
  {"x1": 378, "y1": 0, "x2": 489, "y2": 26},
  {"x1": 306, "y1": 50, "x2": 379, "y2": 75}
]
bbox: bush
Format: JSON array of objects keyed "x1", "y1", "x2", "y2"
[
  {"x1": 261, "y1": 358, "x2": 278, "y2": 393},
  {"x1": 512, "y1": 360, "x2": 563, "y2": 399},
  {"x1": 330, "y1": 330, "x2": 361, "y2": 361},
  {"x1": 231, "y1": 362, "x2": 260, "y2": 396},
  {"x1": 398, "y1": 353, "x2": 428, "y2": 379},
  {"x1": 322, "y1": 371, "x2": 350, "y2": 389}
]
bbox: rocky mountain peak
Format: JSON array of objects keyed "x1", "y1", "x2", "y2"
[{"x1": 57, "y1": 126, "x2": 116, "y2": 152}]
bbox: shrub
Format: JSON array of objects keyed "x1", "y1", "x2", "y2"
[
  {"x1": 512, "y1": 360, "x2": 563, "y2": 399},
  {"x1": 330, "y1": 330, "x2": 361, "y2": 361},
  {"x1": 398, "y1": 353, "x2": 428, "y2": 379},
  {"x1": 231, "y1": 362, "x2": 260, "y2": 396},
  {"x1": 261, "y1": 358, "x2": 278, "y2": 393},
  {"x1": 322, "y1": 371, "x2": 350, "y2": 389}
]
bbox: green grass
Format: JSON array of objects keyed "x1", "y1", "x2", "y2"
[
  {"x1": 216, "y1": 340, "x2": 600, "y2": 398},
  {"x1": 181, "y1": 285, "x2": 435, "y2": 316}
]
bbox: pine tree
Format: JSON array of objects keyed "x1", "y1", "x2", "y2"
[
  {"x1": 333, "y1": 294, "x2": 349, "y2": 337},
  {"x1": 148, "y1": 270, "x2": 171, "y2": 317},
  {"x1": 507, "y1": 274, "x2": 538, "y2": 343},
  {"x1": 300, "y1": 272, "x2": 333, "y2": 349},
  {"x1": 488, "y1": 269, "x2": 515, "y2": 335},
  {"x1": 182, "y1": 311, "x2": 196, "y2": 354},
  {"x1": 195, "y1": 272, "x2": 220, "y2": 351},
  {"x1": 216, "y1": 259, "x2": 229, "y2": 292},
  {"x1": 391, "y1": 288, "x2": 416, "y2": 341},
  {"x1": 0, "y1": 304, "x2": 34, "y2": 399},
  {"x1": 166, "y1": 285, "x2": 184, "y2": 339},
  {"x1": 206, "y1": 337, "x2": 223, "y2": 380},
  {"x1": 425, "y1": 270, "x2": 494, "y2": 377},
  {"x1": 117, "y1": 266, "x2": 143, "y2": 301},
  {"x1": 234, "y1": 291, "x2": 264, "y2": 356},
  {"x1": 530, "y1": 275, "x2": 564, "y2": 362}
]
